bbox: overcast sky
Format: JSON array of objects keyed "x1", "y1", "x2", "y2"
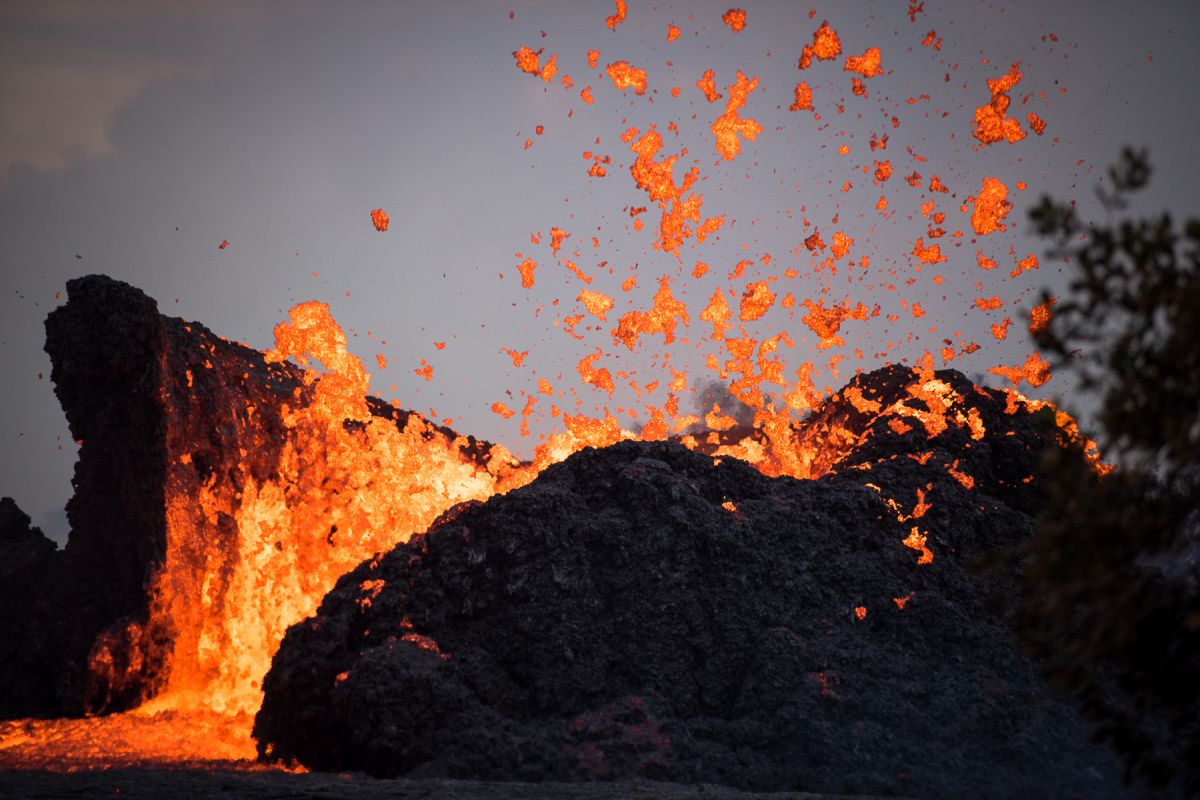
[{"x1": 2, "y1": 0, "x2": 1197, "y2": 542}]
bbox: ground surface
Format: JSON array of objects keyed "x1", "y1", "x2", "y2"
[{"x1": 0, "y1": 769, "x2": 903, "y2": 800}]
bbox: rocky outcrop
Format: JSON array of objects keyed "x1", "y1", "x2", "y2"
[
  {"x1": 253, "y1": 385, "x2": 1130, "y2": 798},
  {"x1": 0, "y1": 497, "x2": 58, "y2": 717}
]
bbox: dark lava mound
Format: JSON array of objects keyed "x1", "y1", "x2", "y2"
[{"x1": 254, "y1": 388, "x2": 1131, "y2": 799}]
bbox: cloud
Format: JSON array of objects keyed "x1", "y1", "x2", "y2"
[
  {"x1": 0, "y1": 59, "x2": 204, "y2": 174},
  {"x1": 0, "y1": 0, "x2": 264, "y2": 177}
]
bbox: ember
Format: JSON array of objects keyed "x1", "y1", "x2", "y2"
[
  {"x1": 973, "y1": 62, "x2": 1027, "y2": 145},
  {"x1": 369, "y1": 208, "x2": 389, "y2": 232},
  {"x1": 605, "y1": 60, "x2": 647, "y2": 95},
  {"x1": 799, "y1": 20, "x2": 842, "y2": 70},
  {"x1": 709, "y1": 71, "x2": 762, "y2": 160}
]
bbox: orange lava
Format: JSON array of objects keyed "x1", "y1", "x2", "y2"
[
  {"x1": 579, "y1": 288, "x2": 615, "y2": 320},
  {"x1": 912, "y1": 238, "x2": 946, "y2": 264},
  {"x1": 549, "y1": 226, "x2": 570, "y2": 255},
  {"x1": 578, "y1": 351, "x2": 616, "y2": 393},
  {"x1": 989, "y1": 352, "x2": 1052, "y2": 387},
  {"x1": 903, "y1": 527, "x2": 934, "y2": 564},
  {"x1": 605, "y1": 0, "x2": 627, "y2": 31},
  {"x1": 701, "y1": 287, "x2": 731, "y2": 340},
  {"x1": 697, "y1": 69, "x2": 723, "y2": 103},
  {"x1": 844, "y1": 47, "x2": 883, "y2": 78},
  {"x1": 0, "y1": 710, "x2": 263, "y2": 770},
  {"x1": 606, "y1": 60, "x2": 648, "y2": 95},
  {"x1": 722, "y1": 8, "x2": 747, "y2": 33},
  {"x1": 801, "y1": 298, "x2": 871, "y2": 350},
  {"x1": 789, "y1": 81, "x2": 813, "y2": 111},
  {"x1": 972, "y1": 63, "x2": 1026, "y2": 145},
  {"x1": 831, "y1": 231, "x2": 853, "y2": 260},
  {"x1": 1029, "y1": 296, "x2": 1056, "y2": 337},
  {"x1": 516, "y1": 256, "x2": 537, "y2": 288},
  {"x1": 739, "y1": 282, "x2": 775, "y2": 321},
  {"x1": 970, "y1": 177, "x2": 1011, "y2": 235},
  {"x1": 612, "y1": 276, "x2": 689, "y2": 350},
  {"x1": 539, "y1": 54, "x2": 558, "y2": 83},
  {"x1": 513, "y1": 46, "x2": 542, "y2": 75},
  {"x1": 710, "y1": 71, "x2": 763, "y2": 160},
  {"x1": 370, "y1": 208, "x2": 389, "y2": 232},
  {"x1": 799, "y1": 20, "x2": 842, "y2": 70},
  {"x1": 627, "y1": 127, "x2": 721, "y2": 256},
  {"x1": 1011, "y1": 253, "x2": 1039, "y2": 279}
]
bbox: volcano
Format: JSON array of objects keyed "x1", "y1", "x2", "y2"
[{"x1": 0, "y1": 275, "x2": 1133, "y2": 798}]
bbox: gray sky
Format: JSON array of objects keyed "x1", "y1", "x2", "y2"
[{"x1": 2, "y1": 0, "x2": 1198, "y2": 543}]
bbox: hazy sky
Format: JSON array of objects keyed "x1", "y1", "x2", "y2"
[{"x1": 2, "y1": 0, "x2": 1198, "y2": 542}]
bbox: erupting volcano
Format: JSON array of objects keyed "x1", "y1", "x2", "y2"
[
  {"x1": 0, "y1": 274, "x2": 1117, "y2": 798},
  {"x1": 2, "y1": 1, "x2": 1187, "y2": 798}
]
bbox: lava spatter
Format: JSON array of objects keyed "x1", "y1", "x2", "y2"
[
  {"x1": 972, "y1": 63, "x2": 1027, "y2": 145},
  {"x1": 799, "y1": 20, "x2": 842, "y2": 69},
  {"x1": 789, "y1": 81, "x2": 814, "y2": 111},
  {"x1": 844, "y1": 47, "x2": 882, "y2": 78},
  {"x1": 710, "y1": 71, "x2": 763, "y2": 160},
  {"x1": 606, "y1": 61, "x2": 648, "y2": 95},
  {"x1": 370, "y1": 209, "x2": 389, "y2": 232},
  {"x1": 722, "y1": 8, "x2": 747, "y2": 33},
  {"x1": 970, "y1": 177, "x2": 1011, "y2": 235},
  {"x1": 605, "y1": 0, "x2": 627, "y2": 31}
]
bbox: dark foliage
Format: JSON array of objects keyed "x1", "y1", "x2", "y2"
[{"x1": 1019, "y1": 148, "x2": 1200, "y2": 792}]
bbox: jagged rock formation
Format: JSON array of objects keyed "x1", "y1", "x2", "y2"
[
  {"x1": 2, "y1": 274, "x2": 507, "y2": 717},
  {"x1": 253, "y1": 385, "x2": 1130, "y2": 799}
]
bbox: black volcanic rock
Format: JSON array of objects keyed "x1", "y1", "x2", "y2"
[
  {"x1": 0, "y1": 497, "x2": 57, "y2": 717},
  {"x1": 253, "y1": 389, "x2": 1132, "y2": 799},
  {"x1": 33, "y1": 274, "x2": 175, "y2": 714}
]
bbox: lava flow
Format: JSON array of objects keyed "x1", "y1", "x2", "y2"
[{"x1": 2, "y1": 300, "x2": 540, "y2": 769}]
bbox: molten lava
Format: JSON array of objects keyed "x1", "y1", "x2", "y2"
[
  {"x1": 798, "y1": 20, "x2": 842, "y2": 70},
  {"x1": 710, "y1": 71, "x2": 763, "y2": 160}
]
